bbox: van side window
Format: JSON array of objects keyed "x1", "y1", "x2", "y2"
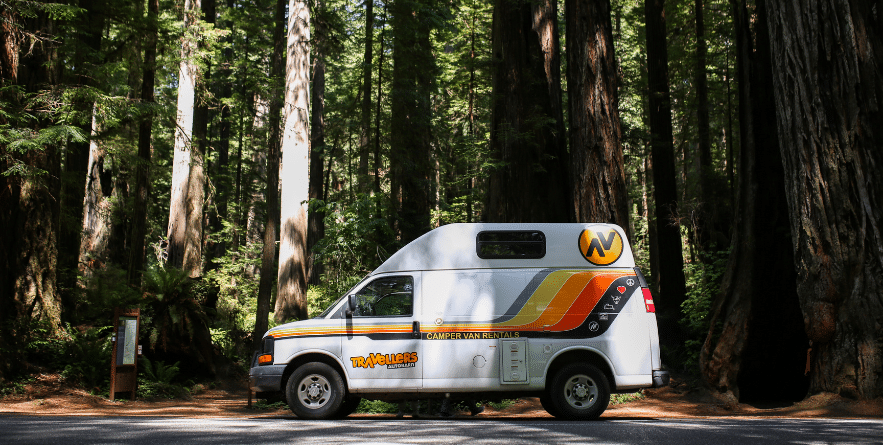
[
  {"x1": 476, "y1": 231, "x2": 546, "y2": 259},
  {"x1": 352, "y1": 276, "x2": 413, "y2": 317}
]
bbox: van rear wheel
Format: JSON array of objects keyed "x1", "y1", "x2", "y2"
[
  {"x1": 539, "y1": 394, "x2": 560, "y2": 418},
  {"x1": 549, "y1": 363, "x2": 610, "y2": 420},
  {"x1": 286, "y1": 362, "x2": 346, "y2": 419}
]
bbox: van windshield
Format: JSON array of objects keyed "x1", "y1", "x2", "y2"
[{"x1": 314, "y1": 274, "x2": 370, "y2": 318}]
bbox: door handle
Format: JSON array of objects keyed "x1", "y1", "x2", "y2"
[{"x1": 412, "y1": 321, "x2": 420, "y2": 339}]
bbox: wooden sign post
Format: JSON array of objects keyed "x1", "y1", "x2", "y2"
[{"x1": 109, "y1": 308, "x2": 140, "y2": 401}]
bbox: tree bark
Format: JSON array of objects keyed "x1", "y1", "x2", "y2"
[
  {"x1": 390, "y1": 0, "x2": 433, "y2": 243},
  {"x1": 693, "y1": 0, "x2": 714, "y2": 251},
  {"x1": 167, "y1": 0, "x2": 202, "y2": 271},
  {"x1": 358, "y1": 0, "x2": 374, "y2": 194},
  {"x1": 565, "y1": 0, "x2": 628, "y2": 229},
  {"x1": 79, "y1": 112, "x2": 114, "y2": 275},
  {"x1": 308, "y1": 54, "x2": 326, "y2": 286},
  {"x1": 65, "y1": 0, "x2": 105, "y2": 289},
  {"x1": 275, "y1": 0, "x2": 311, "y2": 323},
  {"x1": 700, "y1": 0, "x2": 807, "y2": 404},
  {"x1": 767, "y1": 0, "x2": 883, "y2": 399},
  {"x1": 487, "y1": 0, "x2": 570, "y2": 223},
  {"x1": 128, "y1": 0, "x2": 160, "y2": 287},
  {"x1": 254, "y1": 0, "x2": 286, "y2": 346},
  {"x1": 0, "y1": 9, "x2": 63, "y2": 341},
  {"x1": 644, "y1": 0, "x2": 687, "y2": 348}
]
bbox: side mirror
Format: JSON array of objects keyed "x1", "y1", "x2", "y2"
[{"x1": 346, "y1": 295, "x2": 356, "y2": 317}]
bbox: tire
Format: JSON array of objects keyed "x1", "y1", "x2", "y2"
[
  {"x1": 548, "y1": 363, "x2": 610, "y2": 420},
  {"x1": 336, "y1": 396, "x2": 362, "y2": 418},
  {"x1": 539, "y1": 395, "x2": 560, "y2": 418},
  {"x1": 285, "y1": 362, "x2": 346, "y2": 419}
]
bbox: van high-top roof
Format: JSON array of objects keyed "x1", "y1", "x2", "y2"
[{"x1": 370, "y1": 223, "x2": 635, "y2": 275}]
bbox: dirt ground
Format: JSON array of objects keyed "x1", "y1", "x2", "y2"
[{"x1": 1, "y1": 373, "x2": 881, "y2": 420}]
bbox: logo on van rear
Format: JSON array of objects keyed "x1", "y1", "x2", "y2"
[{"x1": 578, "y1": 227, "x2": 623, "y2": 265}]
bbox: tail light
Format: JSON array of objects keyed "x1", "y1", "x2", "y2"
[
  {"x1": 642, "y1": 288, "x2": 656, "y2": 313},
  {"x1": 633, "y1": 266, "x2": 655, "y2": 313}
]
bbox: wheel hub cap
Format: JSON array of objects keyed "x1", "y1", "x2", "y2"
[
  {"x1": 308, "y1": 383, "x2": 323, "y2": 399},
  {"x1": 574, "y1": 384, "x2": 589, "y2": 399},
  {"x1": 564, "y1": 374, "x2": 598, "y2": 408}
]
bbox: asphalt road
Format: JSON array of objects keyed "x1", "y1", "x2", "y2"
[{"x1": 1, "y1": 415, "x2": 881, "y2": 444}]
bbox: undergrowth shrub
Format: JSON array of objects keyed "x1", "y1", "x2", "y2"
[{"x1": 680, "y1": 249, "x2": 730, "y2": 372}]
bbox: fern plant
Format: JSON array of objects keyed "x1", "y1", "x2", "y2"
[{"x1": 141, "y1": 265, "x2": 212, "y2": 365}]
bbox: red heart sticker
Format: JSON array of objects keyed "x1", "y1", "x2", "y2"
[{"x1": 617, "y1": 286, "x2": 626, "y2": 294}]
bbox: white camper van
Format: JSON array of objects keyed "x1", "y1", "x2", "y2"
[{"x1": 249, "y1": 223, "x2": 669, "y2": 420}]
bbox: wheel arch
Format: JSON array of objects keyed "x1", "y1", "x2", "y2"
[
  {"x1": 543, "y1": 347, "x2": 615, "y2": 392},
  {"x1": 282, "y1": 350, "x2": 350, "y2": 397}
]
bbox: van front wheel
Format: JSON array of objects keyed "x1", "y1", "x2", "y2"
[
  {"x1": 549, "y1": 363, "x2": 610, "y2": 420},
  {"x1": 286, "y1": 362, "x2": 346, "y2": 419}
]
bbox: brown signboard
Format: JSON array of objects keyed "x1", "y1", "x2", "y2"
[{"x1": 109, "y1": 308, "x2": 140, "y2": 401}]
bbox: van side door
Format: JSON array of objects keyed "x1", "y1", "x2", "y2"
[{"x1": 341, "y1": 274, "x2": 423, "y2": 390}]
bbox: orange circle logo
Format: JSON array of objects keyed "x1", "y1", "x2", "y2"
[{"x1": 578, "y1": 227, "x2": 623, "y2": 265}]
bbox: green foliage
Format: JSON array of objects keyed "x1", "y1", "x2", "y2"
[
  {"x1": 76, "y1": 266, "x2": 143, "y2": 323},
  {"x1": 140, "y1": 357, "x2": 180, "y2": 385},
  {"x1": 486, "y1": 399, "x2": 517, "y2": 410},
  {"x1": 355, "y1": 399, "x2": 402, "y2": 414},
  {"x1": 250, "y1": 399, "x2": 288, "y2": 410},
  {"x1": 0, "y1": 377, "x2": 31, "y2": 397},
  {"x1": 20, "y1": 322, "x2": 112, "y2": 391},
  {"x1": 680, "y1": 249, "x2": 730, "y2": 370},
  {"x1": 307, "y1": 286, "x2": 339, "y2": 319},
  {"x1": 629, "y1": 209, "x2": 654, "y2": 286},
  {"x1": 138, "y1": 357, "x2": 187, "y2": 399},
  {"x1": 204, "y1": 235, "x2": 262, "y2": 360},
  {"x1": 141, "y1": 266, "x2": 211, "y2": 361},
  {"x1": 610, "y1": 391, "x2": 645, "y2": 405},
  {"x1": 59, "y1": 327, "x2": 112, "y2": 391},
  {"x1": 311, "y1": 196, "x2": 395, "y2": 299}
]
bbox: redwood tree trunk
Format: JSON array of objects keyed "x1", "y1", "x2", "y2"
[
  {"x1": 693, "y1": 0, "x2": 714, "y2": 251},
  {"x1": 128, "y1": 0, "x2": 160, "y2": 286},
  {"x1": 487, "y1": 0, "x2": 570, "y2": 223},
  {"x1": 700, "y1": 0, "x2": 807, "y2": 404},
  {"x1": 275, "y1": 0, "x2": 311, "y2": 323},
  {"x1": 358, "y1": 0, "x2": 374, "y2": 194},
  {"x1": 767, "y1": 0, "x2": 883, "y2": 399},
  {"x1": 253, "y1": 0, "x2": 286, "y2": 347},
  {"x1": 390, "y1": 0, "x2": 433, "y2": 243},
  {"x1": 565, "y1": 0, "x2": 628, "y2": 228},
  {"x1": 1, "y1": 10, "x2": 63, "y2": 338},
  {"x1": 644, "y1": 0, "x2": 687, "y2": 348},
  {"x1": 307, "y1": 53, "x2": 326, "y2": 285},
  {"x1": 167, "y1": 0, "x2": 202, "y2": 270}
]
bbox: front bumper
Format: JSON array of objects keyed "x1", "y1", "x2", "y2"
[
  {"x1": 652, "y1": 370, "x2": 670, "y2": 388},
  {"x1": 249, "y1": 364, "x2": 286, "y2": 393}
]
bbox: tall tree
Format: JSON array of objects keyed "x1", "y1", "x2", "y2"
[
  {"x1": 65, "y1": 0, "x2": 105, "y2": 284},
  {"x1": 128, "y1": 0, "x2": 160, "y2": 286},
  {"x1": 357, "y1": 0, "x2": 374, "y2": 194},
  {"x1": 766, "y1": 0, "x2": 883, "y2": 399},
  {"x1": 275, "y1": 0, "x2": 311, "y2": 322},
  {"x1": 700, "y1": 0, "x2": 807, "y2": 404},
  {"x1": 644, "y1": 0, "x2": 687, "y2": 347},
  {"x1": 254, "y1": 0, "x2": 286, "y2": 346},
  {"x1": 487, "y1": 0, "x2": 570, "y2": 223},
  {"x1": 565, "y1": 0, "x2": 629, "y2": 228},
  {"x1": 389, "y1": 0, "x2": 434, "y2": 242},
  {"x1": 167, "y1": 0, "x2": 203, "y2": 274},
  {"x1": 0, "y1": 6, "x2": 64, "y2": 344},
  {"x1": 307, "y1": 0, "x2": 329, "y2": 285},
  {"x1": 693, "y1": 0, "x2": 714, "y2": 251}
]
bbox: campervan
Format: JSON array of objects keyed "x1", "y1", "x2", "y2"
[{"x1": 249, "y1": 223, "x2": 669, "y2": 420}]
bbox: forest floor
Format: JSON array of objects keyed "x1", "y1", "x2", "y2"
[{"x1": 1, "y1": 373, "x2": 881, "y2": 419}]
